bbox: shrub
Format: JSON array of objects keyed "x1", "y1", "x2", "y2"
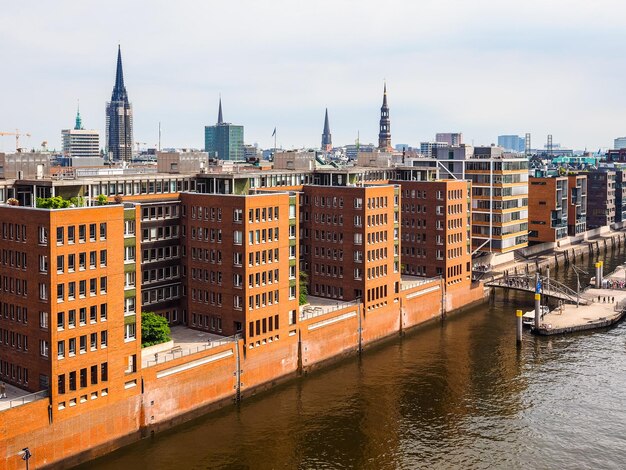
[
  {"x1": 141, "y1": 311, "x2": 171, "y2": 348},
  {"x1": 299, "y1": 271, "x2": 308, "y2": 306},
  {"x1": 96, "y1": 194, "x2": 108, "y2": 205},
  {"x1": 6, "y1": 198, "x2": 19, "y2": 206},
  {"x1": 36, "y1": 196, "x2": 71, "y2": 209}
]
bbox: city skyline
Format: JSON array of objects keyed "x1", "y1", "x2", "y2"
[{"x1": 2, "y1": 1, "x2": 626, "y2": 152}]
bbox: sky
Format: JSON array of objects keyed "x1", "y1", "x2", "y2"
[{"x1": 1, "y1": 0, "x2": 626, "y2": 153}]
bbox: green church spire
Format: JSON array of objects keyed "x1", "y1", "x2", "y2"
[{"x1": 75, "y1": 101, "x2": 83, "y2": 130}]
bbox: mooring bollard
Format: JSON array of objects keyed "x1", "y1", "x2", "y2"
[{"x1": 516, "y1": 309, "x2": 523, "y2": 345}]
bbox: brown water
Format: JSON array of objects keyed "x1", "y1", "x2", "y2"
[{"x1": 79, "y1": 249, "x2": 626, "y2": 470}]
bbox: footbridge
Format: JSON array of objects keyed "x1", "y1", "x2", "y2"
[{"x1": 485, "y1": 274, "x2": 588, "y2": 305}]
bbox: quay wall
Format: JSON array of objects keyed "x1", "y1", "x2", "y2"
[{"x1": 1, "y1": 279, "x2": 485, "y2": 469}]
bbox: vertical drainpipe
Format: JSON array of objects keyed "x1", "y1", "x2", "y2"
[
  {"x1": 357, "y1": 300, "x2": 363, "y2": 354},
  {"x1": 234, "y1": 335, "x2": 241, "y2": 403}
]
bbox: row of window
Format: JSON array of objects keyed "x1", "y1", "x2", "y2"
[
  {"x1": 143, "y1": 266, "x2": 179, "y2": 285},
  {"x1": 51, "y1": 251, "x2": 107, "y2": 274},
  {"x1": 190, "y1": 288, "x2": 223, "y2": 305},
  {"x1": 2, "y1": 276, "x2": 27, "y2": 297},
  {"x1": 141, "y1": 203, "x2": 180, "y2": 221},
  {"x1": 1, "y1": 222, "x2": 27, "y2": 242},
  {"x1": 1, "y1": 302, "x2": 28, "y2": 324},
  {"x1": 248, "y1": 314, "x2": 280, "y2": 338},
  {"x1": 142, "y1": 245, "x2": 180, "y2": 264},
  {"x1": 52, "y1": 304, "x2": 108, "y2": 330},
  {"x1": 312, "y1": 283, "x2": 344, "y2": 299},
  {"x1": 55, "y1": 223, "x2": 107, "y2": 245},
  {"x1": 1, "y1": 249, "x2": 27, "y2": 270},
  {"x1": 248, "y1": 290, "x2": 282, "y2": 309},
  {"x1": 57, "y1": 363, "x2": 108, "y2": 395},
  {"x1": 56, "y1": 277, "x2": 107, "y2": 302},
  {"x1": 141, "y1": 285, "x2": 181, "y2": 306},
  {"x1": 56, "y1": 331, "x2": 108, "y2": 359},
  {"x1": 0, "y1": 328, "x2": 28, "y2": 351},
  {"x1": 0, "y1": 360, "x2": 28, "y2": 385},
  {"x1": 191, "y1": 313, "x2": 224, "y2": 332},
  {"x1": 142, "y1": 225, "x2": 179, "y2": 242}
]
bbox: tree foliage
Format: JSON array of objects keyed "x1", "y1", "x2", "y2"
[
  {"x1": 141, "y1": 311, "x2": 171, "y2": 348},
  {"x1": 96, "y1": 194, "x2": 109, "y2": 205},
  {"x1": 299, "y1": 271, "x2": 309, "y2": 306},
  {"x1": 36, "y1": 196, "x2": 71, "y2": 209}
]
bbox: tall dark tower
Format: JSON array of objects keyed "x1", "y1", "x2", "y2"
[
  {"x1": 378, "y1": 82, "x2": 391, "y2": 150},
  {"x1": 106, "y1": 45, "x2": 133, "y2": 162},
  {"x1": 321, "y1": 108, "x2": 332, "y2": 152}
]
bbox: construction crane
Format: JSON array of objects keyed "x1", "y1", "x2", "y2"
[
  {"x1": 0, "y1": 129, "x2": 31, "y2": 152},
  {"x1": 135, "y1": 142, "x2": 147, "y2": 153}
]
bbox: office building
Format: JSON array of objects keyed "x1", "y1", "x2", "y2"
[
  {"x1": 62, "y1": 108, "x2": 100, "y2": 158},
  {"x1": 105, "y1": 46, "x2": 133, "y2": 162},
  {"x1": 435, "y1": 133, "x2": 463, "y2": 146},
  {"x1": 587, "y1": 170, "x2": 615, "y2": 228},
  {"x1": 433, "y1": 145, "x2": 529, "y2": 253},
  {"x1": 498, "y1": 135, "x2": 525, "y2": 153},
  {"x1": 420, "y1": 141, "x2": 448, "y2": 157},
  {"x1": 614, "y1": 137, "x2": 626, "y2": 149},
  {"x1": 528, "y1": 176, "x2": 568, "y2": 243},
  {"x1": 567, "y1": 174, "x2": 587, "y2": 236},
  {"x1": 204, "y1": 99, "x2": 244, "y2": 161}
]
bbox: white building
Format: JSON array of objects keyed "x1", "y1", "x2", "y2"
[
  {"x1": 614, "y1": 137, "x2": 626, "y2": 149},
  {"x1": 62, "y1": 109, "x2": 100, "y2": 158}
]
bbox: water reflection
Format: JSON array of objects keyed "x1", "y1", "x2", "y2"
[{"x1": 79, "y1": 247, "x2": 626, "y2": 469}]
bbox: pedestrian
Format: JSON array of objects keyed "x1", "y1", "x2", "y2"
[
  {"x1": 598, "y1": 295, "x2": 601, "y2": 302},
  {"x1": 612, "y1": 296, "x2": 615, "y2": 303},
  {"x1": 0, "y1": 381, "x2": 6, "y2": 399}
]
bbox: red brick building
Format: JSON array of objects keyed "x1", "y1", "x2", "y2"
[{"x1": 528, "y1": 176, "x2": 569, "y2": 243}]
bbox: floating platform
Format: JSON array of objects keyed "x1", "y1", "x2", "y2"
[{"x1": 532, "y1": 286, "x2": 626, "y2": 335}]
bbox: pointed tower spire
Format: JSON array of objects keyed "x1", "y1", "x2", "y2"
[
  {"x1": 378, "y1": 82, "x2": 391, "y2": 150},
  {"x1": 74, "y1": 100, "x2": 83, "y2": 130},
  {"x1": 217, "y1": 96, "x2": 224, "y2": 125},
  {"x1": 111, "y1": 45, "x2": 128, "y2": 103},
  {"x1": 321, "y1": 108, "x2": 332, "y2": 152}
]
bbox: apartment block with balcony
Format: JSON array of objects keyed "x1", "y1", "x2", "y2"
[
  {"x1": 528, "y1": 176, "x2": 569, "y2": 243},
  {"x1": 180, "y1": 192, "x2": 299, "y2": 347},
  {"x1": 138, "y1": 200, "x2": 183, "y2": 324},
  {"x1": 392, "y1": 179, "x2": 471, "y2": 287},
  {"x1": 0, "y1": 204, "x2": 141, "y2": 417},
  {"x1": 587, "y1": 170, "x2": 616, "y2": 228},
  {"x1": 567, "y1": 174, "x2": 587, "y2": 236}
]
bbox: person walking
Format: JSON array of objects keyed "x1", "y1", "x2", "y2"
[{"x1": 0, "y1": 381, "x2": 6, "y2": 399}]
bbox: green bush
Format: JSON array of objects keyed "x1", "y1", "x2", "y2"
[
  {"x1": 299, "y1": 271, "x2": 308, "y2": 306},
  {"x1": 141, "y1": 311, "x2": 171, "y2": 348},
  {"x1": 36, "y1": 196, "x2": 71, "y2": 209},
  {"x1": 96, "y1": 194, "x2": 108, "y2": 205}
]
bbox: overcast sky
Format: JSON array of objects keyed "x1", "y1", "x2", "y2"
[{"x1": 1, "y1": 0, "x2": 625, "y2": 152}]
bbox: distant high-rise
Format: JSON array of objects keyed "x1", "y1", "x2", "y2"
[
  {"x1": 204, "y1": 98, "x2": 244, "y2": 161},
  {"x1": 420, "y1": 141, "x2": 448, "y2": 157},
  {"x1": 105, "y1": 46, "x2": 133, "y2": 162},
  {"x1": 436, "y1": 133, "x2": 463, "y2": 146},
  {"x1": 321, "y1": 108, "x2": 332, "y2": 152},
  {"x1": 378, "y1": 83, "x2": 391, "y2": 150},
  {"x1": 498, "y1": 135, "x2": 525, "y2": 152},
  {"x1": 614, "y1": 137, "x2": 626, "y2": 149},
  {"x1": 62, "y1": 105, "x2": 100, "y2": 158}
]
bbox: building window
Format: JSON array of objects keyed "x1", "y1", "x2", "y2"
[
  {"x1": 124, "y1": 323, "x2": 136, "y2": 341},
  {"x1": 39, "y1": 340, "x2": 49, "y2": 358}
]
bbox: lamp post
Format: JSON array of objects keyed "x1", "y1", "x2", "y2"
[{"x1": 20, "y1": 447, "x2": 31, "y2": 470}]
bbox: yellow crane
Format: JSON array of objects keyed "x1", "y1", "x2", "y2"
[{"x1": 0, "y1": 129, "x2": 31, "y2": 152}]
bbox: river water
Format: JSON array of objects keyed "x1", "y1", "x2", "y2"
[{"x1": 80, "y1": 249, "x2": 626, "y2": 470}]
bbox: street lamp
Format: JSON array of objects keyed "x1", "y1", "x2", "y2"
[
  {"x1": 19, "y1": 447, "x2": 32, "y2": 470},
  {"x1": 572, "y1": 265, "x2": 588, "y2": 308}
]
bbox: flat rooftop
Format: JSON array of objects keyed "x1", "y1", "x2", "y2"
[
  {"x1": 300, "y1": 296, "x2": 360, "y2": 321},
  {"x1": 141, "y1": 325, "x2": 233, "y2": 368},
  {"x1": 0, "y1": 382, "x2": 47, "y2": 412}
]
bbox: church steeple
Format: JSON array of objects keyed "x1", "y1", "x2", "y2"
[
  {"x1": 74, "y1": 101, "x2": 83, "y2": 130},
  {"x1": 111, "y1": 45, "x2": 128, "y2": 103},
  {"x1": 378, "y1": 82, "x2": 391, "y2": 150},
  {"x1": 217, "y1": 97, "x2": 224, "y2": 125},
  {"x1": 321, "y1": 108, "x2": 332, "y2": 152}
]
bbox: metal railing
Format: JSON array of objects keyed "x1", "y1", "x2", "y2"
[
  {"x1": 300, "y1": 299, "x2": 360, "y2": 321},
  {"x1": 400, "y1": 276, "x2": 440, "y2": 291},
  {"x1": 486, "y1": 273, "x2": 588, "y2": 305},
  {"x1": 1, "y1": 389, "x2": 48, "y2": 411},
  {"x1": 143, "y1": 335, "x2": 239, "y2": 367}
]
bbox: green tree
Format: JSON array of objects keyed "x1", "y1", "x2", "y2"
[
  {"x1": 299, "y1": 271, "x2": 309, "y2": 306},
  {"x1": 141, "y1": 311, "x2": 171, "y2": 347},
  {"x1": 96, "y1": 194, "x2": 108, "y2": 205}
]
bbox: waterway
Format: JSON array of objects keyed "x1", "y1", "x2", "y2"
[{"x1": 79, "y1": 249, "x2": 626, "y2": 470}]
